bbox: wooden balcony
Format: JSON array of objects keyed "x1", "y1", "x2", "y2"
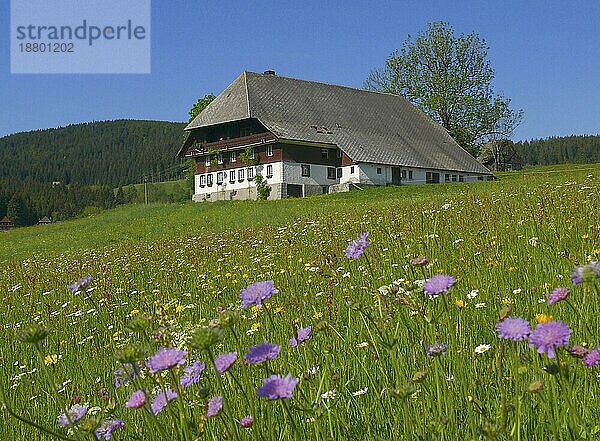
[{"x1": 185, "y1": 132, "x2": 277, "y2": 157}]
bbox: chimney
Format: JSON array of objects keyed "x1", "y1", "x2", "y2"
[{"x1": 263, "y1": 70, "x2": 276, "y2": 75}]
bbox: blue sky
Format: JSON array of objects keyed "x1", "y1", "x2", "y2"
[{"x1": 1, "y1": 0, "x2": 599, "y2": 140}]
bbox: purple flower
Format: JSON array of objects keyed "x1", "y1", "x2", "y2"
[
  {"x1": 410, "y1": 256, "x2": 429, "y2": 267},
  {"x1": 258, "y1": 374, "x2": 299, "y2": 400},
  {"x1": 69, "y1": 276, "x2": 93, "y2": 293},
  {"x1": 244, "y1": 342, "x2": 281, "y2": 364},
  {"x1": 572, "y1": 261, "x2": 600, "y2": 285},
  {"x1": 180, "y1": 360, "x2": 206, "y2": 387},
  {"x1": 240, "y1": 415, "x2": 254, "y2": 428},
  {"x1": 426, "y1": 343, "x2": 448, "y2": 357},
  {"x1": 345, "y1": 232, "x2": 371, "y2": 259},
  {"x1": 207, "y1": 395, "x2": 223, "y2": 417},
  {"x1": 151, "y1": 388, "x2": 177, "y2": 415},
  {"x1": 496, "y1": 317, "x2": 532, "y2": 341},
  {"x1": 529, "y1": 321, "x2": 572, "y2": 358},
  {"x1": 214, "y1": 352, "x2": 237, "y2": 374},
  {"x1": 114, "y1": 363, "x2": 139, "y2": 388},
  {"x1": 423, "y1": 274, "x2": 456, "y2": 297},
  {"x1": 58, "y1": 404, "x2": 88, "y2": 427},
  {"x1": 548, "y1": 287, "x2": 570, "y2": 305},
  {"x1": 583, "y1": 347, "x2": 600, "y2": 367},
  {"x1": 567, "y1": 345, "x2": 588, "y2": 359},
  {"x1": 95, "y1": 419, "x2": 125, "y2": 440},
  {"x1": 240, "y1": 281, "x2": 279, "y2": 309},
  {"x1": 98, "y1": 388, "x2": 109, "y2": 401},
  {"x1": 125, "y1": 390, "x2": 147, "y2": 409},
  {"x1": 147, "y1": 347, "x2": 187, "y2": 374},
  {"x1": 290, "y1": 326, "x2": 312, "y2": 347}
]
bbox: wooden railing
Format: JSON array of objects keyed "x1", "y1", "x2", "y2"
[{"x1": 185, "y1": 132, "x2": 277, "y2": 157}]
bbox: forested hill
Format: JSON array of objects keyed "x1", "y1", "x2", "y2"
[
  {"x1": 0, "y1": 120, "x2": 186, "y2": 187},
  {"x1": 515, "y1": 135, "x2": 600, "y2": 166}
]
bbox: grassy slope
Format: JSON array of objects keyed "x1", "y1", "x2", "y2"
[
  {"x1": 1, "y1": 163, "x2": 599, "y2": 440},
  {"x1": 2, "y1": 163, "x2": 598, "y2": 262}
]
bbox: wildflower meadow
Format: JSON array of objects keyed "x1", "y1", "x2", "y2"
[{"x1": 1, "y1": 165, "x2": 599, "y2": 440}]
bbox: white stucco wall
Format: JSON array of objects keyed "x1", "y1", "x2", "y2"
[
  {"x1": 193, "y1": 160, "x2": 489, "y2": 201},
  {"x1": 194, "y1": 163, "x2": 286, "y2": 197},
  {"x1": 282, "y1": 162, "x2": 339, "y2": 186}
]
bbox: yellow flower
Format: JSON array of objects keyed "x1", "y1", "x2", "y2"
[
  {"x1": 250, "y1": 305, "x2": 262, "y2": 314},
  {"x1": 313, "y1": 311, "x2": 323, "y2": 319},
  {"x1": 251, "y1": 322, "x2": 261, "y2": 330},
  {"x1": 44, "y1": 354, "x2": 60, "y2": 366},
  {"x1": 502, "y1": 298, "x2": 514, "y2": 305},
  {"x1": 130, "y1": 309, "x2": 139, "y2": 316},
  {"x1": 581, "y1": 234, "x2": 589, "y2": 240},
  {"x1": 225, "y1": 272, "x2": 232, "y2": 278},
  {"x1": 536, "y1": 313, "x2": 554, "y2": 324},
  {"x1": 455, "y1": 299, "x2": 466, "y2": 309},
  {"x1": 274, "y1": 306, "x2": 284, "y2": 314},
  {"x1": 175, "y1": 305, "x2": 185, "y2": 313}
]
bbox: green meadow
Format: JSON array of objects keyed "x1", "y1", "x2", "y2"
[{"x1": 1, "y1": 164, "x2": 599, "y2": 440}]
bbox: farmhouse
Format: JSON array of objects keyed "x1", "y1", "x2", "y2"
[{"x1": 179, "y1": 71, "x2": 492, "y2": 201}]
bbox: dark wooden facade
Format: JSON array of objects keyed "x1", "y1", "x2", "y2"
[{"x1": 183, "y1": 118, "x2": 352, "y2": 175}]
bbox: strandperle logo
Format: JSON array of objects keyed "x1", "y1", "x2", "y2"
[
  {"x1": 11, "y1": 0, "x2": 151, "y2": 74},
  {"x1": 15, "y1": 19, "x2": 147, "y2": 46}
]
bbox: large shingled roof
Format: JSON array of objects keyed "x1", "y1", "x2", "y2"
[{"x1": 186, "y1": 71, "x2": 491, "y2": 175}]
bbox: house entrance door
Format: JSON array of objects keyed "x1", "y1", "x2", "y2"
[{"x1": 391, "y1": 167, "x2": 401, "y2": 185}]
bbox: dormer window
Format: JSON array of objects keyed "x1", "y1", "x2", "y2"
[
  {"x1": 230, "y1": 151, "x2": 237, "y2": 162},
  {"x1": 205, "y1": 156, "x2": 210, "y2": 167}
]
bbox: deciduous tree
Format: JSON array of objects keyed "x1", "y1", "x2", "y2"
[{"x1": 365, "y1": 21, "x2": 522, "y2": 156}]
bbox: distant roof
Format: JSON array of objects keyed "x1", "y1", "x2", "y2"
[
  {"x1": 185, "y1": 71, "x2": 491, "y2": 174},
  {"x1": 39, "y1": 216, "x2": 52, "y2": 223},
  {"x1": 1, "y1": 215, "x2": 10, "y2": 223}
]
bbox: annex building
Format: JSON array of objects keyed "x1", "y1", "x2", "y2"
[{"x1": 179, "y1": 71, "x2": 492, "y2": 201}]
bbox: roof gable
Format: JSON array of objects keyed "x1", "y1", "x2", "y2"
[{"x1": 186, "y1": 72, "x2": 250, "y2": 130}]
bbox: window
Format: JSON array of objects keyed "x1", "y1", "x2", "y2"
[
  {"x1": 217, "y1": 153, "x2": 223, "y2": 164},
  {"x1": 216, "y1": 172, "x2": 224, "y2": 184},
  {"x1": 336, "y1": 168, "x2": 342, "y2": 178},
  {"x1": 321, "y1": 149, "x2": 329, "y2": 159},
  {"x1": 301, "y1": 164, "x2": 310, "y2": 177},
  {"x1": 230, "y1": 151, "x2": 237, "y2": 162},
  {"x1": 229, "y1": 170, "x2": 235, "y2": 183},
  {"x1": 327, "y1": 167, "x2": 336, "y2": 179},
  {"x1": 204, "y1": 156, "x2": 210, "y2": 167},
  {"x1": 376, "y1": 167, "x2": 382, "y2": 175},
  {"x1": 477, "y1": 176, "x2": 484, "y2": 181},
  {"x1": 445, "y1": 174, "x2": 450, "y2": 182},
  {"x1": 452, "y1": 175, "x2": 457, "y2": 182},
  {"x1": 322, "y1": 186, "x2": 328, "y2": 194},
  {"x1": 337, "y1": 149, "x2": 342, "y2": 159},
  {"x1": 266, "y1": 165, "x2": 273, "y2": 178},
  {"x1": 207, "y1": 174, "x2": 213, "y2": 187},
  {"x1": 351, "y1": 166, "x2": 355, "y2": 174},
  {"x1": 426, "y1": 172, "x2": 440, "y2": 184},
  {"x1": 247, "y1": 167, "x2": 255, "y2": 180},
  {"x1": 199, "y1": 175, "x2": 206, "y2": 187},
  {"x1": 459, "y1": 175, "x2": 464, "y2": 182},
  {"x1": 238, "y1": 169, "x2": 245, "y2": 182},
  {"x1": 250, "y1": 148, "x2": 255, "y2": 159},
  {"x1": 267, "y1": 145, "x2": 273, "y2": 157},
  {"x1": 408, "y1": 170, "x2": 413, "y2": 180},
  {"x1": 402, "y1": 170, "x2": 407, "y2": 179}
]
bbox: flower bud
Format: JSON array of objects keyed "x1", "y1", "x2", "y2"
[
  {"x1": 188, "y1": 326, "x2": 224, "y2": 351},
  {"x1": 17, "y1": 324, "x2": 48, "y2": 344}
]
